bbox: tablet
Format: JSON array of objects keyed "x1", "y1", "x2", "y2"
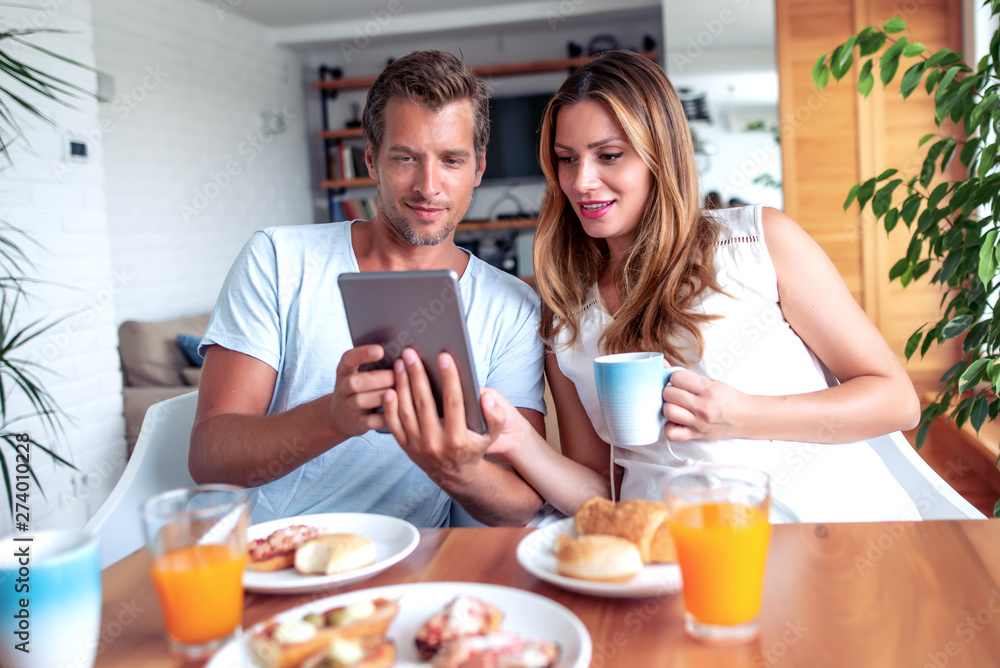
[{"x1": 338, "y1": 270, "x2": 487, "y2": 433}]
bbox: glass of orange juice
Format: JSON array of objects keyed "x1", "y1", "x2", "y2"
[
  {"x1": 141, "y1": 484, "x2": 250, "y2": 660},
  {"x1": 663, "y1": 464, "x2": 771, "y2": 645}
]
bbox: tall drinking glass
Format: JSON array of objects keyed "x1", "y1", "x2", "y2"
[
  {"x1": 0, "y1": 531, "x2": 101, "y2": 668},
  {"x1": 663, "y1": 464, "x2": 771, "y2": 644},
  {"x1": 141, "y1": 484, "x2": 250, "y2": 660}
]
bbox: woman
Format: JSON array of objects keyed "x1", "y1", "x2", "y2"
[
  {"x1": 516, "y1": 49, "x2": 922, "y2": 523},
  {"x1": 386, "y1": 50, "x2": 922, "y2": 523}
]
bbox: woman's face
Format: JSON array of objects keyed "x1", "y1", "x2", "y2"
[{"x1": 553, "y1": 99, "x2": 655, "y2": 256}]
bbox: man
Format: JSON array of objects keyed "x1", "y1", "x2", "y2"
[{"x1": 189, "y1": 50, "x2": 546, "y2": 527}]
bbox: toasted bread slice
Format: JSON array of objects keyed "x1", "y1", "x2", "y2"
[
  {"x1": 299, "y1": 638, "x2": 396, "y2": 668},
  {"x1": 249, "y1": 598, "x2": 399, "y2": 668}
]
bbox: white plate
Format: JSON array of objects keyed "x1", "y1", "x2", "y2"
[
  {"x1": 516, "y1": 518, "x2": 682, "y2": 599},
  {"x1": 242, "y1": 513, "x2": 419, "y2": 594},
  {"x1": 208, "y1": 582, "x2": 592, "y2": 668}
]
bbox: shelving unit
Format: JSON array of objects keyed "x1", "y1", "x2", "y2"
[
  {"x1": 315, "y1": 49, "x2": 658, "y2": 279},
  {"x1": 315, "y1": 49, "x2": 659, "y2": 209}
]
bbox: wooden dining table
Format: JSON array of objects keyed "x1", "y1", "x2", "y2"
[{"x1": 95, "y1": 521, "x2": 1000, "y2": 667}]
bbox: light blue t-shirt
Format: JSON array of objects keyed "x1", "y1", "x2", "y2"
[{"x1": 201, "y1": 221, "x2": 545, "y2": 527}]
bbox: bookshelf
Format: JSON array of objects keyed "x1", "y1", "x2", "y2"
[{"x1": 316, "y1": 50, "x2": 658, "y2": 207}]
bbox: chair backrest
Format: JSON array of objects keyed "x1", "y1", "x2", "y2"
[
  {"x1": 84, "y1": 391, "x2": 198, "y2": 568},
  {"x1": 867, "y1": 431, "x2": 985, "y2": 520}
]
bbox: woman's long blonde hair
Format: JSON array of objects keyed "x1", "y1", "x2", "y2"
[{"x1": 534, "y1": 50, "x2": 721, "y2": 365}]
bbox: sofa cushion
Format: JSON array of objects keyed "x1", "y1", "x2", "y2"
[
  {"x1": 176, "y1": 333, "x2": 205, "y2": 367},
  {"x1": 180, "y1": 367, "x2": 203, "y2": 386},
  {"x1": 119, "y1": 313, "x2": 211, "y2": 387}
]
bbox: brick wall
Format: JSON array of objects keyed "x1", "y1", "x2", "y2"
[
  {"x1": 0, "y1": 0, "x2": 310, "y2": 535},
  {"x1": 93, "y1": 0, "x2": 311, "y2": 322}
]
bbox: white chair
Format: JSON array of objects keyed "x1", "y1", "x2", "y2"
[
  {"x1": 83, "y1": 391, "x2": 198, "y2": 568},
  {"x1": 868, "y1": 431, "x2": 985, "y2": 520}
]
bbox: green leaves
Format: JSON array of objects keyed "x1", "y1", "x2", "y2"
[
  {"x1": 884, "y1": 17, "x2": 907, "y2": 33},
  {"x1": 858, "y1": 60, "x2": 875, "y2": 97},
  {"x1": 817, "y1": 15, "x2": 1000, "y2": 464},
  {"x1": 979, "y1": 229, "x2": 998, "y2": 286},
  {"x1": 978, "y1": 143, "x2": 996, "y2": 180},
  {"x1": 943, "y1": 315, "x2": 973, "y2": 341},
  {"x1": 830, "y1": 36, "x2": 858, "y2": 79},
  {"x1": 900, "y1": 62, "x2": 926, "y2": 99},
  {"x1": 812, "y1": 54, "x2": 831, "y2": 90},
  {"x1": 959, "y1": 358, "x2": 989, "y2": 393},
  {"x1": 880, "y1": 37, "x2": 908, "y2": 85}
]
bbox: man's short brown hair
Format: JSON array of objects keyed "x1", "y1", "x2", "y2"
[{"x1": 362, "y1": 50, "x2": 490, "y2": 165}]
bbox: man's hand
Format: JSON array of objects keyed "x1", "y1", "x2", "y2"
[
  {"x1": 383, "y1": 348, "x2": 523, "y2": 487},
  {"x1": 329, "y1": 344, "x2": 396, "y2": 440},
  {"x1": 661, "y1": 369, "x2": 751, "y2": 441}
]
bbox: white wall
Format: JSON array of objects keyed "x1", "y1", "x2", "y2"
[
  {"x1": 668, "y1": 51, "x2": 783, "y2": 208},
  {"x1": 0, "y1": 0, "x2": 121, "y2": 534},
  {"x1": 0, "y1": 0, "x2": 311, "y2": 535},
  {"x1": 92, "y1": 0, "x2": 312, "y2": 322}
]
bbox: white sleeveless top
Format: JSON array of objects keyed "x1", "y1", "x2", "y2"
[{"x1": 553, "y1": 205, "x2": 920, "y2": 522}]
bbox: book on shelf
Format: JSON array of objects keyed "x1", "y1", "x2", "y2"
[
  {"x1": 339, "y1": 143, "x2": 354, "y2": 180},
  {"x1": 327, "y1": 143, "x2": 370, "y2": 182},
  {"x1": 337, "y1": 196, "x2": 377, "y2": 221}
]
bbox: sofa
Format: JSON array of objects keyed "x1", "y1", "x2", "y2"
[{"x1": 118, "y1": 312, "x2": 210, "y2": 455}]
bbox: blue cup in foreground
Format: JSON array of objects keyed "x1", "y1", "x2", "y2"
[
  {"x1": 594, "y1": 352, "x2": 685, "y2": 446},
  {"x1": 0, "y1": 531, "x2": 101, "y2": 668}
]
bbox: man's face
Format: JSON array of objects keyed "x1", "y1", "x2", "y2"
[{"x1": 366, "y1": 97, "x2": 486, "y2": 246}]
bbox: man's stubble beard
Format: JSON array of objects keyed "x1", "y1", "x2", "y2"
[{"x1": 377, "y1": 190, "x2": 459, "y2": 247}]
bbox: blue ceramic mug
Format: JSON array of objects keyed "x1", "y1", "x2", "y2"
[
  {"x1": 0, "y1": 531, "x2": 101, "y2": 668},
  {"x1": 594, "y1": 352, "x2": 685, "y2": 446}
]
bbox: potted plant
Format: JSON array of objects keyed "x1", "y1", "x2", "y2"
[
  {"x1": 813, "y1": 11, "x2": 1000, "y2": 512},
  {"x1": 0, "y1": 22, "x2": 98, "y2": 520}
]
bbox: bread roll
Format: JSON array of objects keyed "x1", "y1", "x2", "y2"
[
  {"x1": 574, "y1": 498, "x2": 668, "y2": 564},
  {"x1": 555, "y1": 534, "x2": 643, "y2": 582},
  {"x1": 648, "y1": 519, "x2": 677, "y2": 564},
  {"x1": 294, "y1": 534, "x2": 377, "y2": 576}
]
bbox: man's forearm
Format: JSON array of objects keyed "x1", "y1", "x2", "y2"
[
  {"x1": 189, "y1": 399, "x2": 344, "y2": 487},
  {"x1": 442, "y1": 458, "x2": 544, "y2": 526}
]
